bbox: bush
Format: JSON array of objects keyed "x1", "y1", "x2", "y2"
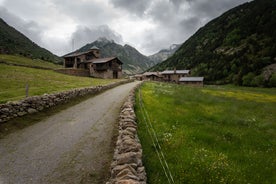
[
  {"x1": 242, "y1": 72, "x2": 255, "y2": 86},
  {"x1": 268, "y1": 73, "x2": 276, "y2": 87},
  {"x1": 251, "y1": 75, "x2": 264, "y2": 87}
]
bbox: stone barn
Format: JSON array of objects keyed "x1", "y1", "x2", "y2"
[
  {"x1": 179, "y1": 77, "x2": 204, "y2": 86},
  {"x1": 142, "y1": 72, "x2": 163, "y2": 81},
  {"x1": 62, "y1": 46, "x2": 123, "y2": 79},
  {"x1": 161, "y1": 69, "x2": 190, "y2": 83}
]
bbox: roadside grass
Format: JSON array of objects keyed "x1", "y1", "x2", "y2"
[
  {"x1": 0, "y1": 54, "x2": 62, "y2": 69},
  {"x1": 135, "y1": 82, "x2": 276, "y2": 184},
  {"x1": 0, "y1": 64, "x2": 123, "y2": 103}
]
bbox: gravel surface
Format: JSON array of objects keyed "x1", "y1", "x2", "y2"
[{"x1": 0, "y1": 81, "x2": 141, "y2": 184}]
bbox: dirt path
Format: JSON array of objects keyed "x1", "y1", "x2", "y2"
[{"x1": 0, "y1": 81, "x2": 141, "y2": 184}]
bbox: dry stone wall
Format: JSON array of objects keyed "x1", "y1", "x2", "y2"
[
  {"x1": 107, "y1": 84, "x2": 147, "y2": 184},
  {"x1": 55, "y1": 68, "x2": 90, "y2": 77},
  {"x1": 0, "y1": 80, "x2": 133, "y2": 123}
]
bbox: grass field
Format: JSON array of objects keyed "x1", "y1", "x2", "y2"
[
  {"x1": 0, "y1": 54, "x2": 62, "y2": 69},
  {"x1": 135, "y1": 82, "x2": 276, "y2": 184},
  {"x1": 0, "y1": 63, "x2": 122, "y2": 103}
]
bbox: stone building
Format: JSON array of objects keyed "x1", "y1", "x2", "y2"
[
  {"x1": 161, "y1": 69, "x2": 190, "y2": 82},
  {"x1": 63, "y1": 46, "x2": 123, "y2": 79},
  {"x1": 179, "y1": 77, "x2": 204, "y2": 86}
]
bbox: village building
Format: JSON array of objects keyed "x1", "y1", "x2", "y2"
[
  {"x1": 134, "y1": 74, "x2": 143, "y2": 81},
  {"x1": 179, "y1": 77, "x2": 204, "y2": 86},
  {"x1": 137, "y1": 69, "x2": 204, "y2": 86},
  {"x1": 62, "y1": 46, "x2": 123, "y2": 79},
  {"x1": 161, "y1": 69, "x2": 190, "y2": 82},
  {"x1": 141, "y1": 72, "x2": 163, "y2": 81}
]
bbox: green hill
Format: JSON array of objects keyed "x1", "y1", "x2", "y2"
[
  {"x1": 151, "y1": 0, "x2": 276, "y2": 87},
  {"x1": 0, "y1": 54, "x2": 62, "y2": 70},
  {"x1": 0, "y1": 18, "x2": 62, "y2": 64}
]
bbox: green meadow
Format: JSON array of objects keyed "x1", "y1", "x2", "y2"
[
  {"x1": 0, "y1": 63, "x2": 122, "y2": 104},
  {"x1": 135, "y1": 82, "x2": 276, "y2": 184},
  {"x1": 0, "y1": 54, "x2": 62, "y2": 69}
]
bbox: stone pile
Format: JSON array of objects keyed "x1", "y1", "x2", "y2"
[
  {"x1": 107, "y1": 84, "x2": 147, "y2": 184},
  {"x1": 0, "y1": 80, "x2": 133, "y2": 123}
]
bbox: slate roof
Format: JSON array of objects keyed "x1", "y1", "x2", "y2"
[
  {"x1": 143, "y1": 72, "x2": 158, "y2": 76},
  {"x1": 179, "y1": 77, "x2": 204, "y2": 82},
  {"x1": 63, "y1": 50, "x2": 92, "y2": 58},
  {"x1": 90, "y1": 57, "x2": 122, "y2": 64},
  {"x1": 161, "y1": 70, "x2": 190, "y2": 75},
  {"x1": 63, "y1": 46, "x2": 99, "y2": 58}
]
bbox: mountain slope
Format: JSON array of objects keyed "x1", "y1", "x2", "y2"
[
  {"x1": 151, "y1": 0, "x2": 276, "y2": 87},
  {"x1": 0, "y1": 18, "x2": 62, "y2": 64},
  {"x1": 74, "y1": 38, "x2": 155, "y2": 74},
  {"x1": 148, "y1": 44, "x2": 181, "y2": 64}
]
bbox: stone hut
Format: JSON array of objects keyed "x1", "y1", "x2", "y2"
[
  {"x1": 179, "y1": 77, "x2": 204, "y2": 86},
  {"x1": 161, "y1": 69, "x2": 190, "y2": 82},
  {"x1": 62, "y1": 46, "x2": 123, "y2": 79}
]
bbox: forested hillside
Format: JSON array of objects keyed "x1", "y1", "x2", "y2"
[{"x1": 151, "y1": 0, "x2": 276, "y2": 87}]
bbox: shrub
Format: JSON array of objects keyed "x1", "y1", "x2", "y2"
[{"x1": 242, "y1": 72, "x2": 255, "y2": 86}]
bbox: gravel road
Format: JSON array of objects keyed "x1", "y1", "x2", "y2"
[{"x1": 0, "y1": 81, "x2": 141, "y2": 184}]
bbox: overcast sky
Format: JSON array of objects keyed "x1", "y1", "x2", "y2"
[{"x1": 0, "y1": 0, "x2": 250, "y2": 56}]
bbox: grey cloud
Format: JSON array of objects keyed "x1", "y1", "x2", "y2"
[
  {"x1": 180, "y1": 16, "x2": 201, "y2": 33},
  {"x1": 71, "y1": 25, "x2": 123, "y2": 49},
  {"x1": 109, "y1": 0, "x2": 150, "y2": 16},
  {"x1": 148, "y1": 1, "x2": 174, "y2": 24},
  {"x1": 52, "y1": 0, "x2": 115, "y2": 24},
  {"x1": 0, "y1": 6, "x2": 43, "y2": 46},
  {"x1": 187, "y1": 0, "x2": 251, "y2": 19},
  {"x1": 169, "y1": 0, "x2": 193, "y2": 8},
  {"x1": 142, "y1": 0, "x2": 250, "y2": 53}
]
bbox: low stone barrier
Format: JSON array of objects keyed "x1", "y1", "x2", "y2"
[
  {"x1": 0, "y1": 80, "x2": 133, "y2": 123},
  {"x1": 54, "y1": 68, "x2": 90, "y2": 77},
  {"x1": 107, "y1": 83, "x2": 147, "y2": 184}
]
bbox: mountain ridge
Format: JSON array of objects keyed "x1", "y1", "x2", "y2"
[{"x1": 148, "y1": 44, "x2": 181, "y2": 64}]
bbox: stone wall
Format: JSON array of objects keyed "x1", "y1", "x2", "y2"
[
  {"x1": 55, "y1": 68, "x2": 90, "y2": 77},
  {"x1": 107, "y1": 83, "x2": 147, "y2": 184},
  {"x1": 0, "y1": 80, "x2": 132, "y2": 123}
]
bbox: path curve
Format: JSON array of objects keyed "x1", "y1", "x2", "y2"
[{"x1": 0, "y1": 81, "x2": 141, "y2": 184}]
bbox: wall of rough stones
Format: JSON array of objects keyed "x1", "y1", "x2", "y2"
[
  {"x1": 0, "y1": 80, "x2": 132, "y2": 123},
  {"x1": 55, "y1": 68, "x2": 90, "y2": 77},
  {"x1": 107, "y1": 83, "x2": 147, "y2": 184}
]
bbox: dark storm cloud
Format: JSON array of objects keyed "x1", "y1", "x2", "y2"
[
  {"x1": 71, "y1": 25, "x2": 123, "y2": 50},
  {"x1": 109, "y1": 0, "x2": 150, "y2": 16}
]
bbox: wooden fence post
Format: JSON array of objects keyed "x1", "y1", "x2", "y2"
[{"x1": 25, "y1": 83, "x2": 29, "y2": 97}]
